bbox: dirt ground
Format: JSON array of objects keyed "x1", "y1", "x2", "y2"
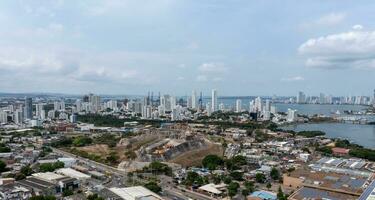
[
  {"x1": 77, "y1": 144, "x2": 111, "y2": 157},
  {"x1": 169, "y1": 142, "x2": 224, "y2": 167}
]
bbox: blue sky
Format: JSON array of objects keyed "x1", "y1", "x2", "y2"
[{"x1": 0, "y1": 0, "x2": 374, "y2": 96}]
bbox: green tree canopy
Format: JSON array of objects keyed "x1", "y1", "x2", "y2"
[{"x1": 202, "y1": 155, "x2": 224, "y2": 170}]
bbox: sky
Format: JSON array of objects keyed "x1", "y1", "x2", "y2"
[{"x1": 0, "y1": 0, "x2": 375, "y2": 96}]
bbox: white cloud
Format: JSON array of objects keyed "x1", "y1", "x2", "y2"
[
  {"x1": 281, "y1": 76, "x2": 305, "y2": 82},
  {"x1": 198, "y1": 62, "x2": 227, "y2": 72},
  {"x1": 352, "y1": 24, "x2": 363, "y2": 30},
  {"x1": 0, "y1": 47, "x2": 77, "y2": 75},
  {"x1": 177, "y1": 76, "x2": 185, "y2": 81},
  {"x1": 299, "y1": 29, "x2": 375, "y2": 69},
  {"x1": 315, "y1": 13, "x2": 346, "y2": 26},
  {"x1": 196, "y1": 75, "x2": 208, "y2": 82}
]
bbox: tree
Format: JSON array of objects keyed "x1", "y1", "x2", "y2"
[
  {"x1": 230, "y1": 171, "x2": 243, "y2": 181},
  {"x1": 255, "y1": 173, "x2": 266, "y2": 183},
  {"x1": 266, "y1": 182, "x2": 272, "y2": 189},
  {"x1": 21, "y1": 165, "x2": 33, "y2": 176},
  {"x1": 202, "y1": 155, "x2": 224, "y2": 170},
  {"x1": 184, "y1": 171, "x2": 204, "y2": 186},
  {"x1": 277, "y1": 186, "x2": 287, "y2": 200},
  {"x1": 242, "y1": 189, "x2": 250, "y2": 196},
  {"x1": 244, "y1": 181, "x2": 255, "y2": 193},
  {"x1": 212, "y1": 174, "x2": 222, "y2": 184},
  {"x1": 0, "y1": 160, "x2": 8, "y2": 172},
  {"x1": 144, "y1": 181, "x2": 162, "y2": 193},
  {"x1": 143, "y1": 161, "x2": 172, "y2": 176},
  {"x1": 106, "y1": 152, "x2": 119, "y2": 165},
  {"x1": 63, "y1": 189, "x2": 73, "y2": 197},
  {"x1": 87, "y1": 194, "x2": 104, "y2": 200},
  {"x1": 270, "y1": 167, "x2": 280, "y2": 180},
  {"x1": 0, "y1": 143, "x2": 11, "y2": 153},
  {"x1": 39, "y1": 161, "x2": 64, "y2": 172},
  {"x1": 72, "y1": 136, "x2": 92, "y2": 147},
  {"x1": 29, "y1": 196, "x2": 56, "y2": 200},
  {"x1": 227, "y1": 182, "x2": 240, "y2": 197}
]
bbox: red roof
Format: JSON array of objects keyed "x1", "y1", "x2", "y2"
[{"x1": 332, "y1": 147, "x2": 350, "y2": 154}]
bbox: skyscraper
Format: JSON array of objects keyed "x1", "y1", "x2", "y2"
[
  {"x1": 211, "y1": 89, "x2": 218, "y2": 112},
  {"x1": 297, "y1": 91, "x2": 306, "y2": 104},
  {"x1": 236, "y1": 99, "x2": 242, "y2": 113},
  {"x1": 191, "y1": 90, "x2": 197, "y2": 109},
  {"x1": 24, "y1": 97, "x2": 32, "y2": 120}
]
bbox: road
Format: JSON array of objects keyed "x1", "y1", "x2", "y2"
[
  {"x1": 51, "y1": 147, "x2": 126, "y2": 177},
  {"x1": 53, "y1": 148, "x2": 215, "y2": 200},
  {"x1": 159, "y1": 175, "x2": 216, "y2": 200}
]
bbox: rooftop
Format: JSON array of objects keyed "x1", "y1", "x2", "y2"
[{"x1": 109, "y1": 186, "x2": 163, "y2": 200}]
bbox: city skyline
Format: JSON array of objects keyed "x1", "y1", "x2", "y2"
[{"x1": 1, "y1": 1, "x2": 375, "y2": 95}]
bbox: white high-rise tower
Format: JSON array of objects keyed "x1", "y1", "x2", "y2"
[
  {"x1": 191, "y1": 90, "x2": 197, "y2": 109},
  {"x1": 211, "y1": 89, "x2": 218, "y2": 112}
]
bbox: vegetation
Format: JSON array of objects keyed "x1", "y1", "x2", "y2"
[
  {"x1": 70, "y1": 148, "x2": 103, "y2": 163},
  {"x1": 184, "y1": 171, "x2": 205, "y2": 186},
  {"x1": 143, "y1": 162, "x2": 172, "y2": 176},
  {"x1": 78, "y1": 114, "x2": 162, "y2": 127},
  {"x1": 296, "y1": 131, "x2": 325, "y2": 138},
  {"x1": 229, "y1": 171, "x2": 244, "y2": 181},
  {"x1": 73, "y1": 136, "x2": 93, "y2": 147},
  {"x1": 105, "y1": 152, "x2": 120, "y2": 165},
  {"x1": 94, "y1": 134, "x2": 117, "y2": 147},
  {"x1": 51, "y1": 137, "x2": 72, "y2": 147},
  {"x1": 124, "y1": 150, "x2": 137, "y2": 160},
  {"x1": 0, "y1": 160, "x2": 8, "y2": 173},
  {"x1": 255, "y1": 173, "x2": 266, "y2": 183},
  {"x1": 244, "y1": 181, "x2": 255, "y2": 193},
  {"x1": 316, "y1": 146, "x2": 333, "y2": 155},
  {"x1": 20, "y1": 165, "x2": 33, "y2": 176},
  {"x1": 62, "y1": 189, "x2": 74, "y2": 197},
  {"x1": 350, "y1": 148, "x2": 375, "y2": 161},
  {"x1": 225, "y1": 155, "x2": 247, "y2": 171},
  {"x1": 270, "y1": 167, "x2": 280, "y2": 180},
  {"x1": 227, "y1": 182, "x2": 240, "y2": 197},
  {"x1": 0, "y1": 143, "x2": 11, "y2": 153},
  {"x1": 202, "y1": 155, "x2": 224, "y2": 170},
  {"x1": 29, "y1": 196, "x2": 56, "y2": 200},
  {"x1": 87, "y1": 194, "x2": 104, "y2": 200},
  {"x1": 39, "y1": 147, "x2": 52, "y2": 157},
  {"x1": 39, "y1": 161, "x2": 64, "y2": 172},
  {"x1": 144, "y1": 181, "x2": 162, "y2": 193},
  {"x1": 254, "y1": 129, "x2": 272, "y2": 142},
  {"x1": 277, "y1": 186, "x2": 288, "y2": 200}
]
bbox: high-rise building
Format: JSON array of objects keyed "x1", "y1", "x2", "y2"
[
  {"x1": 219, "y1": 103, "x2": 225, "y2": 111},
  {"x1": 211, "y1": 89, "x2": 218, "y2": 112},
  {"x1": 297, "y1": 91, "x2": 306, "y2": 104},
  {"x1": 236, "y1": 99, "x2": 242, "y2": 113},
  {"x1": 265, "y1": 99, "x2": 271, "y2": 112},
  {"x1": 14, "y1": 109, "x2": 23, "y2": 124},
  {"x1": 249, "y1": 100, "x2": 255, "y2": 113},
  {"x1": 0, "y1": 111, "x2": 7, "y2": 123},
  {"x1": 90, "y1": 95, "x2": 101, "y2": 112},
  {"x1": 24, "y1": 97, "x2": 33, "y2": 120},
  {"x1": 287, "y1": 109, "x2": 297, "y2": 122},
  {"x1": 191, "y1": 90, "x2": 197, "y2": 109},
  {"x1": 254, "y1": 97, "x2": 262, "y2": 112},
  {"x1": 35, "y1": 103, "x2": 44, "y2": 119},
  {"x1": 319, "y1": 93, "x2": 325, "y2": 104},
  {"x1": 206, "y1": 102, "x2": 212, "y2": 116}
]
